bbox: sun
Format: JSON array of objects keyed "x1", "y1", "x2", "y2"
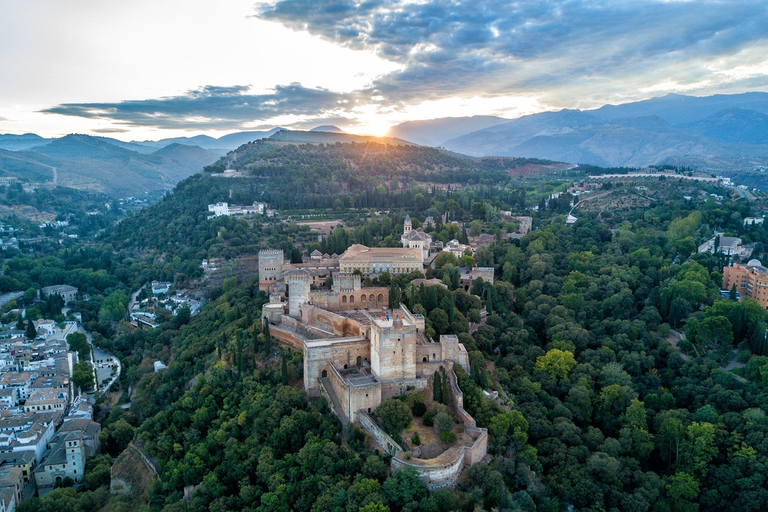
[{"x1": 347, "y1": 117, "x2": 393, "y2": 137}]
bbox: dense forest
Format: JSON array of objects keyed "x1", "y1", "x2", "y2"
[{"x1": 7, "y1": 140, "x2": 768, "y2": 511}]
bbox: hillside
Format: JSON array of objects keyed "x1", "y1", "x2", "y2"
[
  {"x1": 0, "y1": 134, "x2": 219, "y2": 196},
  {"x1": 207, "y1": 138, "x2": 560, "y2": 203}
]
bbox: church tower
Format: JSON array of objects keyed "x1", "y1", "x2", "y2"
[{"x1": 404, "y1": 214, "x2": 412, "y2": 234}]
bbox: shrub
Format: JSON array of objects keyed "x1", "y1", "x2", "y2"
[
  {"x1": 434, "y1": 412, "x2": 455, "y2": 436},
  {"x1": 412, "y1": 401, "x2": 427, "y2": 417},
  {"x1": 439, "y1": 431, "x2": 457, "y2": 444},
  {"x1": 412, "y1": 431, "x2": 421, "y2": 446}
]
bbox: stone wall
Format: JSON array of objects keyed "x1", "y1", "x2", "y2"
[
  {"x1": 463, "y1": 427, "x2": 489, "y2": 466},
  {"x1": 358, "y1": 411, "x2": 402, "y2": 456},
  {"x1": 392, "y1": 450, "x2": 465, "y2": 490},
  {"x1": 380, "y1": 378, "x2": 429, "y2": 400}
]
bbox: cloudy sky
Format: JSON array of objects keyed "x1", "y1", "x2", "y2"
[{"x1": 1, "y1": 0, "x2": 767, "y2": 140}]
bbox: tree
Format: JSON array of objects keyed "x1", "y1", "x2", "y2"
[
  {"x1": 488, "y1": 410, "x2": 529, "y2": 454},
  {"x1": 621, "y1": 399, "x2": 654, "y2": 459},
  {"x1": 666, "y1": 472, "x2": 700, "y2": 512},
  {"x1": 428, "y1": 308, "x2": 450, "y2": 335},
  {"x1": 389, "y1": 281, "x2": 401, "y2": 309},
  {"x1": 72, "y1": 361, "x2": 93, "y2": 390},
  {"x1": 25, "y1": 319, "x2": 36, "y2": 339},
  {"x1": 432, "y1": 371, "x2": 443, "y2": 403},
  {"x1": 534, "y1": 349, "x2": 577, "y2": 381},
  {"x1": 375, "y1": 399, "x2": 412, "y2": 435},
  {"x1": 680, "y1": 422, "x2": 716, "y2": 478},
  {"x1": 66, "y1": 332, "x2": 90, "y2": 361}
]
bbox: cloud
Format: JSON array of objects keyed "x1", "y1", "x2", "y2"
[
  {"x1": 92, "y1": 127, "x2": 129, "y2": 134},
  {"x1": 257, "y1": 0, "x2": 768, "y2": 107},
  {"x1": 40, "y1": 1, "x2": 768, "y2": 131},
  {"x1": 42, "y1": 84, "x2": 355, "y2": 130}
]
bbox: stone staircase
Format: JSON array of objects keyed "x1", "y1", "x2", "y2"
[{"x1": 320, "y1": 377, "x2": 348, "y2": 436}]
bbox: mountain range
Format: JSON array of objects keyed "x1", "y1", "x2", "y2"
[
  {"x1": 388, "y1": 92, "x2": 768, "y2": 168},
  {"x1": 4, "y1": 92, "x2": 768, "y2": 196}
]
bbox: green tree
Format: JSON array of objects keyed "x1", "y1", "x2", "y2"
[
  {"x1": 66, "y1": 332, "x2": 90, "y2": 360},
  {"x1": 666, "y1": 472, "x2": 700, "y2": 512},
  {"x1": 534, "y1": 349, "x2": 577, "y2": 380},
  {"x1": 375, "y1": 399, "x2": 412, "y2": 435},
  {"x1": 488, "y1": 410, "x2": 529, "y2": 454},
  {"x1": 72, "y1": 361, "x2": 93, "y2": 390},
  {"x1": 25, "y1": 319, "x2": 36, "y2": 339},
  {"x1": 621, "y1": 399, "x2": 654, "y2": 459}
]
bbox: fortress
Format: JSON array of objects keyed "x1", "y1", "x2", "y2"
[{"x1": 259, "y1": 232, "x2": 488, "y2": 487}]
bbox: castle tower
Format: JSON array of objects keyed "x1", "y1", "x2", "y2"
[
  {"x1": 333, "y1": 273, "x2": 361, "y2": 293},
  {"x1": 404, "y1": 215, "x2": 412, "y2": 234},
  {"x1": 286, "y1": 269, "x2": 312, "y2": 318},
  {"x1": 258, "y1": 249, "x2": 284, "y2": 293},
  {"x1": 370, "y1": 308, "x2": 416, "y2": 382}
]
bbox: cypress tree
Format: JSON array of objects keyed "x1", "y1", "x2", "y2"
[
  {"x1": 26, "y1": 320, "x2": 36, "y2": 340},
  {"x1": 433, "y1": 370, "x2": 443, "y2": 403},
  {"x1": 281, "y1": 353, "x2": 289, "y2": 385}
]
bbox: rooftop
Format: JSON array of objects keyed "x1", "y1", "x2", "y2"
[{"x1": 340, "y1": 244, "x2": 422, "y2": 262}]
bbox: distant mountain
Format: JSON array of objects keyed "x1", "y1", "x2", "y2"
[
  {"x1": 267, "y1": 129, "x2": 415, "y2": 146},
  {"x1": 35, "y1": 134, "x2": 142, "y2": 159},
  {"x1": 438, "y1": 92, "x2": 768, "y2": 169},
  {"x1": 590, "y1": 92, "x2": 768, "y2": 124},
  {"x1": 0, "y1": 133, "x2": 51, "y2": 151},
  {"x1": 310, "y1": 125, "x2": 345, "y2": 133},
  {"x1": 387, "y1": 116, "x2": 509, "y2": 147},
  {"x1": 677, "y1": 108, "x2": 768, "y2": 145},
  {"x1": 0, "y1": 134, "x2": 219, "y2": 196},
  {"x1": 134, "y1": 129, "x2": 283, "y2": 151}
]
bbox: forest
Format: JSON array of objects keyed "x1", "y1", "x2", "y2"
[{"x1": 6, "y1": 141, "x2": 768, "y2": 511}]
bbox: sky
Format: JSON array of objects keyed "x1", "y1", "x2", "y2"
[{"x1": 1, "y1": 0, "x2": 767, "y2": 140}]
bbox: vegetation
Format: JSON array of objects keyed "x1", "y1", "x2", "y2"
[{"x1": 10, "y1": 141, "x2": 768, "y2": 511}]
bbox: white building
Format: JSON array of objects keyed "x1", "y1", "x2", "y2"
[
  {"x1": 698, "y1": 235, "x2": 748, "y2": 257},
  {"x1": 744, "y1": 217, "x2": 764, "y2": 226},
  {"x1": 400, "y1": 216, "x2": 432, "y2": 262},
  {"x1": 443, "y1": 240, "x2": 474, "y2": 259},
  {"x1": 151, "y1": 281, "x2": 171, "y2": 295},
  {"x1": 41, "y1": 285, "x2": 78, "y2": 304},
  {"x1": 207, "y1": 201, "x2": 266, "y2": 218}
]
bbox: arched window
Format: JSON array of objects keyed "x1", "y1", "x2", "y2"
[
  {"x1": 378, "y1": 294, "x2": 384, "y2": 302},
  {"x1": 342, "y1": 295, "x2": 347, "y2": 303},
  {"x1": 350, "y1": 295, "x2": 355, "y2": 304},
  {"x1": 369, "y1": 294, "x2": 375, "y2": 303}
]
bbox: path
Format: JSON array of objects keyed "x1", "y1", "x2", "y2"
[
  {"x1": 0, "y1": 151, "x2": 57, "y2": 185},
  {"x1": 667, "y1": 330, "x2": 747, "y2": 383},
  {"x1": 568, "y1": 191, "x2": 613, "y2": 216}
]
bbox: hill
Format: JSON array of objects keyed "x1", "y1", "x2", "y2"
[
  {"x1": 0, "y1": 133, "x2": 50, "y2": 151},
  {"x1": 310, "y1": 125, "x2": 345, "y2": 133},
  {"x1": 0, "y1": 134, "x2": 219, "y2": 196}
]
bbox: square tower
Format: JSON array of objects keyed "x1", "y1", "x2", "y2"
[
  {"x1": 259, "y1": 249, "x2": 284, "y2": 292},
  {"x1": 370, "y1": 309, "x2": 417, "y2": 382}
]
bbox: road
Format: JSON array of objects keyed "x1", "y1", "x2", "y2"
[{"x1": 76, "y1": 324, "x2": 121, "y2": 397}]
